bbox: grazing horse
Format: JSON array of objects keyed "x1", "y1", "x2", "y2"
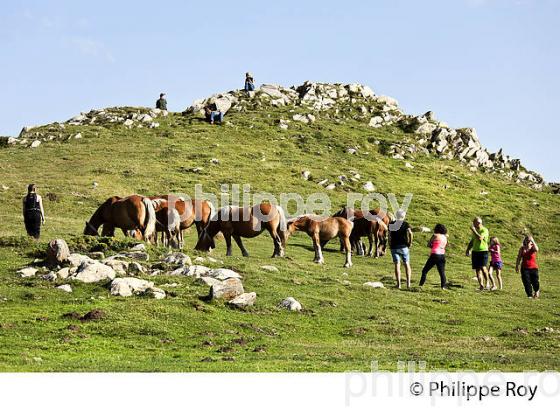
[
  {"x1": 84, "y1": 195, "x2": 156, "y2": 242},
  {"x1": 195, "y1": 203, "x2": 287, "y2": 258},
  {"x1": 150, "y1": 195, "x2": 215, "y2": 244},
  {"x1": 333, "y1": 207, "x2": 391, "y2": 257},
  {"x1": 286, "y1": 215, "x2": 353, "y2": 268},
  {"x1": 152, "y1": 198, "x2": 183, "y2": 248}
]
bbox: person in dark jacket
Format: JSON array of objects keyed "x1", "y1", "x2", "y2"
[
  {"x1": 156, "y1": 93, "x2": 167, "y2": 110},
  {"x1": 244, "y1": 72, "x2": 255, "y2": 92},
  {"x1": 22, "y1": 184, "x2": 45, "y2": 240}
]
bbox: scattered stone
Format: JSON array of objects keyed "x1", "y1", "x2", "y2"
[
  {"x1": 363, "y1": 282, "x2": 385, "y2": 289},
  {"x1": 346, "y1": 148, "x2": 357, "y2": 155},
  {"x1": 301, "y1": 170, "x2": 311, "y2": 180},
  {"x1": 130, "y1": 243, "x2": 146, "y2": 252},
  {"x1": 56, "y1": 267, "x2": 71, "y2": 279},
  {"x1": 162, "y1": 252, "x2": 192, "y2": 266},
  {"x1": 18, "y1": 267, "x2": 38, "y2": 278},
  {"x1": 261, "y1": 265, "x2": 279, "y2": 273},
  {"x1": 278, "y1": 297, "x2": 302, "y2": 311},
  {"x1": 42, "y1": 272, "x2": 57, "y2": 282},
  {"x1": 325, "y1": 183, "x2": 336, "y2": 190},
  {"x1": 30, "y1": 140, "x2": 41, "y2": 148},
  {"x1": 228, "y1": 292, "x2": 256, "y2": 309},
  {"x1": 56, "y1": 284, "x2": 72, "y2": 293},
  {"x1": 68, "y1": 253, "x2": 94, "y2": 268},
  {"x1": 210, "y1": 278, "x2": 244, "y2": 301},
  {"x1": 363, "y1": 181, "x2": 376, "y2": 192}
]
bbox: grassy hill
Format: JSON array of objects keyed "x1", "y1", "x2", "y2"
[{"x1": 0, "y1": 96, "x2": 559, "y2": 372}]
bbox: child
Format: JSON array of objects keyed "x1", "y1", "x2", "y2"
[
  {"x1": 516, "y1": 235, "x2": 540, "y2": 299},
  {"x1": 419, "y1": 224, "x2": 448, "y2": 289},
  {"x1": 488, "y1": 237, "x2": 503, "y2": 290}
]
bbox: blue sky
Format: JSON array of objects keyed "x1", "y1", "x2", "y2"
[{"x1": 1, "y1": 0, "x2": 558, "y2": 181}]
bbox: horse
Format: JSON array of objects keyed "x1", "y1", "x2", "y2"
[
  {"x1": 286, "y1": 215, "x2": 353, "y2": 268},
  {"x1": 151, "y1": 198, "x2": 183, "y2": 248},
  {"x1": 150, "y1": 195, "x2": 215, "y2": 245},
  {"x1": 84, "y1": 195, "x2": 157, "y2": 242},
  {"x1": 333, "y1": 207, "x2": 391, "y2": 257},
  {"x1": 195, "y1": 203, "x2": 287, "y2": 258}
]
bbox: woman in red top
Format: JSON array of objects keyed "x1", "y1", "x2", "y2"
[{"x1": 516, "y1": 235, "x2": 540, "y2": 298}]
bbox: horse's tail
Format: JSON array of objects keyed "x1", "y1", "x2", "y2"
[
  {"x1": 276, "y1": 205, "x2": 288, "y2": 249},
  {"x1": 142, "y1": 197, "x2": 157, "y2": 242}
]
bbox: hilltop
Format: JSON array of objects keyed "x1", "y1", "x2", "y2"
[{"x1": 0, "y1": 82, "x2": 559, "y2": 371}]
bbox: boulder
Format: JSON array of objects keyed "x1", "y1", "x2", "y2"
[
  {"x1": 210, "y1": 278, "x2": 244, "y2": 301},
  {"x1": 170, "y1": 265, "x2": 212, "y2": 277},
  {"x1": 71, "y1": 261, "x2": 116, "y2": 283},
  {"x1": 30, "y1": 140, "x2": 41, "y2": 148},
  {"x1": 301, "y1": 170, "x2": 311, "y2": 180},
  {"x1": 261, "y1": 265, "x2": 279, "y2": 273},
  {"x1": 228, "y1": 292, "x2": 257, "y2": 309},
  {"x1": 56, "y1": 267, "x2": 71, "y2": 279},
  {"x1": 368, "y1": 116, "x2": 383, "y2": 128},
  {"x1": 46, "y1": 239, "x2": 70, "y2": 266},
  {"x1": 68, "y1": 253, "x2": 94, "y2": 268},
  {"x1": 103, "y1": 259, "x2": 129, "y2": 275},
  {"x1": 278, "y1": 297, "x2": 302, "y2": 312},
  {"x1": 207, "y1": 268, "x2": 242, "y2": 280},
  {"x1": 110, "y1": 277, "x2": 154, "y2": 297}
]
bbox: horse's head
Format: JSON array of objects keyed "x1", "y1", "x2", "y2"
[
  {"x1": 84, "y1": 221, "x2": 98, "y2": 236},
  {"x1": 285, "y1": 217, "x2": 301, "y2": 238},
  {"x1": 195, "y1": 221, "x2": 217, "y2": 251}
]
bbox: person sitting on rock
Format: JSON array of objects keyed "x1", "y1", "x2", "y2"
[
  {"x1": 244, "y1": 72, "x2": 255, "y2": 92},
  {"x1": 156, "y1": 93, "x2": 167, "y2": 110},
  {"x1": 204, "y1": 103, "x2": 224, "y2": 125},
  {"x1": 22, "y1": 184, "x2": 45, "y2": 240}
]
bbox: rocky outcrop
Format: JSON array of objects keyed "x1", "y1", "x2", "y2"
[{"x1": 46, "y1": 239, "x2": 70, "y2": 267}]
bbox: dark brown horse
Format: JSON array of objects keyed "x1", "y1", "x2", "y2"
[
  {"x1": 150, "y1": 195, "x2": 215, "y2": 247},
  {"x1": 84, "y1": 195, "x2": 157, "y2": 242},
  {"x1": 333, "y1": 207, "x2": 391, "y2": 257},
  {"x1": 286, "y1": 215, "x2": 353, "y2": 267},
  {"x1": 195, "y1": 203, "x2": 287, "y2": 257}
]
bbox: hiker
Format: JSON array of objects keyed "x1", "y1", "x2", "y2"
[
  {"x1": 204, "y1": 103, "x2": 224, "y2": 125},
  {"x1": 419, "y1": 224, "x2": 448, "y2": 289},
  {"x1": 22, "y1": 184, "x2": 45, "y2": 240},
  {"x1": 388, "y1": 210, "x2": 413, "y2": 289},
  {"x1": 516, "y1": 235, "x2": 540, "y2": 298},
  {"x1": 466, "y1": 217, "x2": 495, "y2": 290},
  {"x1": 244, "y1": 72, "x2": 255, "y2": 92},
  {"x1": 489, "y1": 237, "x2": 504, "y2": 290},
  {"x1": 156, "y1": 93, "x2": 167, "y2": 110}
]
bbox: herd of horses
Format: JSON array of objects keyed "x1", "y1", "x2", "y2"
[{"x1": 83, "y1": 194, "x2": 391, "y2": 267}]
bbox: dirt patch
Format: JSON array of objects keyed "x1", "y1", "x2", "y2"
[
  {"x1": 79, "y1": 309, "x2": 107, "y2": 322},
  {"x1": 67, "y1": 324, "x2": 80, "y2": 332},
  {"x1": 61, "y1": 311, "x2": 81, "y2": 320}
]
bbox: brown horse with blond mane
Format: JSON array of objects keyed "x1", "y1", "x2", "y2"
[
  {"x1": 287, "y1": 215, "x2": 353, "y2": 268},
  {"x1": 195, "y1": 203, "x2": 287, "y2": 257},
  {"x1": 84, "y1": 195, "x2": 156, "y2": 242}
]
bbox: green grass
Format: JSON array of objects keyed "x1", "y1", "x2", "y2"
[{"x1": 0, "y1": 107, "x2": 559, "y2": 372}]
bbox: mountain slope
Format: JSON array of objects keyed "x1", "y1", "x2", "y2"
[{"x1": 0, "y1": 83, "x2": 559, "y2": 371}]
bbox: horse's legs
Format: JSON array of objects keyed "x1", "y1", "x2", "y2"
[
  {"x1": 233, "y1": 235, "x2": 250, "y2": 257},
  {"x1": 224, "y1": 233, "x2": 233, "y2": 256},
  {"x1": 320, "y1": 240, "x2": 329, "y2": 250},
  {"x1": 266, "y1": 222, "x2": 283, "y2": 258},
  {"x1": 367, "y1": 233, "x2": 374, "y2": 257},
  {"x1": 343, "y1": 235, "x2": 353, "y2": 268},
  {"x1": 313, "y1": 233, "x2": 324, "y2": 264}
]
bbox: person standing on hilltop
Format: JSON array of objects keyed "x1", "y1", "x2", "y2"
[
  {"x1": 244, "y1": 72, "x2": 255, "y2": 92},
  {"x1": 22, "y1": 184, "x2": 45, "y2": 240},
  {"x1": 156, "y1": 93, "x2": 167, "y2": 110},
  {"x1": 516, "y1": 235, "x2": 540, "y2": 299},
  {"x1": 388, "y1": 210, "x2": 413, "y2": 289},
  {"x1": 466, "y1": 217, "x2": 495, "y2": 290}
]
